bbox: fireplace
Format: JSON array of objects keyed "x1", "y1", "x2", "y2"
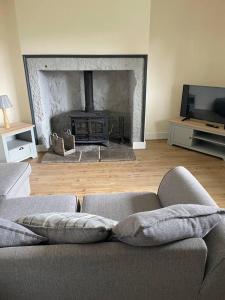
[
  {"x1": 23, "y1": 55, "x2": 147, "y2": 150},
  {"x1": 70, "y1": 71, "x2": 109, "y2": 145}
]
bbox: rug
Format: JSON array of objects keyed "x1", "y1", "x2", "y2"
[{"x1": 41, "y1": 142, "x2": 136, "y2": 163}]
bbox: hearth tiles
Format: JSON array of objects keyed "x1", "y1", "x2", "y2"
[
  {"x1": 41, "y1": 143, "x2": 135, "y2": 163},
  {"x1": 100, "y1": 148, "x2": 135, "y2": 162},
  {"x1": 80, "y1": 149, "x2": 100, "y2": 162},
  {"x1": 42, "y1": 151, "x2": 81, "y2": 163}
]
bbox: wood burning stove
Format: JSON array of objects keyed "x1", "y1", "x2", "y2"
[
  {"x1": 70, "y1": 71, "x2": 109, "y2": 145},
  {"x1": 71, "y1": 111, "x2": 109, "y2": 144}
]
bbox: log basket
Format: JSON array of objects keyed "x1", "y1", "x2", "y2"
[{"x1": 50, "y1": 129, "x2": 75, "y2": 156}]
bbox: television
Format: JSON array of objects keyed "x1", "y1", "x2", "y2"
[{"x1": 180, "y1": 84, "x2": 225, "y2": 125}]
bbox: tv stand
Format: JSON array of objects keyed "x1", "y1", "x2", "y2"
[
  {"x1": 181, "y1": 112, "x2": 193, "y2": 122},
  {"x1": 168, "y1": 118, "x2": 225, "y2": 160},
  {"x1": 181, "y1": 117, "x2": 190, "y2": 122}
]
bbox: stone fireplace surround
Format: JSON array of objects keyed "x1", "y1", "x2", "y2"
[{"x1": 23, "y1": 55, "x2": 147, "y2": 150}]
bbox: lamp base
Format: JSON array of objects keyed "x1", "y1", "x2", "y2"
[{"x1": 2, "y1": 108, "x2": 10, "y2": 129}]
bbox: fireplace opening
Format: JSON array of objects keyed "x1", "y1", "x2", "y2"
[{"x1": 48, "y1": 70, "x2": 132, "y2": 147}]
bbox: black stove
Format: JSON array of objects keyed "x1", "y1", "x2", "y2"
[{"x1": 70, "y1": 71, "x2": 109, "y2": 145}]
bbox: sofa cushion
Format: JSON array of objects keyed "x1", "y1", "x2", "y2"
[
  {"x1": 0, "y1": 217, "x2": 46, "y2": 248},
  {"x1": 17, "y1": 212, "x2": 118, "y2": 244},
  {"x1": 0, "y1": 195, "x2": 77, "y2": 221},
  {"x1": 82, "y1": 192, "x2": 161, "y2": 221},
  {"x1": 113, "y1": 204, "x2": 225, "y2": 246},
  {"x1": 0, "y1": 162, "x2": 31, "y2": 200}
]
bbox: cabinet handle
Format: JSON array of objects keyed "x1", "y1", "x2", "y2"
[{"x1": 19, "y1": 147, "x2": 24, "y2": 150}]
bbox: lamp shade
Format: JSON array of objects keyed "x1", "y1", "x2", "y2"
[{"x1": 0, "y1": 95, "x2": 12, "y2": 109}]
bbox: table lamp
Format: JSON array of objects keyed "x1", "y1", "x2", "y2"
[{"x1": 0, "y1": 95, "x2": 12, "y2": 129}]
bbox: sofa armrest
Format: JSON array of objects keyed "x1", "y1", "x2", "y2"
[
  {"x1": 157, "y1": 166, "x2": 225, "y2": 299},
  {"x1": 0, "y1": 162, "x2": 31, "y2": 200},
  {"x1": 157, "y1": 166, "x2": 217, "y2": 207},
  {"x1": 198, "y1": 220, "x2": 225, "y2": 300},
  {"x1": 0, "y1": 238, "x2": 207, "y2": 300}
]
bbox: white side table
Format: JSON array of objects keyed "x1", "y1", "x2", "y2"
[{"x1": 0, "y1": 122, "x2": 37, "y2": 162}]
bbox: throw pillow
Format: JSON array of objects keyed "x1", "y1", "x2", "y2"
[
  {"x1": 17, "y1": 212, "x2": 118, "y2": 244},
  {"x1": 113, "y1": 204, "x2": 225, "y2": 246},
  {"x1": 0, "y1": 217, "x2": 47, "y2": 248}
]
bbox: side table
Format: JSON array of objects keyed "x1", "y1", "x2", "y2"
[{"x1": 0, "y1": 122, "x2": 37, "y2": 162}]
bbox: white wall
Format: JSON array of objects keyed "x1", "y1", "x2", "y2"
[
  {"x1": 0, "y1": 0, "x2": 27, "y2": 126},
  {"x1": 13, "y1": 0, "x2": 151, "y2": 123},
  {"x1": 14, "y1": 0, "x2": 150, "y2": 54},
  {"x1": 2, "y1": 0, "x2": 225, "y2": 139},
  {"x1": 146, "y1": 0, "x2": 225, "y2": 139}
]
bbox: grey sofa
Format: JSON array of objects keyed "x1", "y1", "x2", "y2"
[
  {"x1": 0, "y1": 165, "x2": 224, "y2": 300},
  {"x1": 0, "y1": 162, "x2": 31, "y2": 200}
]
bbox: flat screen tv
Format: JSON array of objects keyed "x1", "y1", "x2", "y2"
[{"x1": 180, "y1": 84, "x2": 225, "y2": 125}]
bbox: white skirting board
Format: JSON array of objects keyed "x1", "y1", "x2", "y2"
[
  {"x1": 132, "y1": 141, "x2": 146, "y2": 149},
  {"x1": 132, "y1": 132, "x2": 168, "y2": 149},
  {"x1": 145, "y1": 131, "x2": 168, "y2": 140}
]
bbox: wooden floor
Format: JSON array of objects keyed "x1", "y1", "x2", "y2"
[{"x1": 28, "y1": 140, "x2": 225, "y2": 207}]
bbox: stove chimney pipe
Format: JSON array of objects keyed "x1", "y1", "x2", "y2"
[{"x1": 84, "y1": 71, "x2": 94, "y2": 112}]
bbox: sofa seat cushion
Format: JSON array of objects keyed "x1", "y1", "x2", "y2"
[
  {"x1": 82, "y1": 192, "x2": 161, "y2": 221},
  {"x1": 0, "y1": 195, "x2": 77, "y2": 221},
  {"x1": 0, "y1": 162, "x2": 31, "y2": 200}
]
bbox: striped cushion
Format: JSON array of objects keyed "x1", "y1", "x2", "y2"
[
  {"x1": 0, "y1": 217, "x2": 46, "y2": 248},
  {"x1": 17, "y1": 213, "x2": 118, "y2": 244}
]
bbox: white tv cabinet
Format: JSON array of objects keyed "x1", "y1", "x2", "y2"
[{"x1": 168, "y1": 118, "x2": 225, "y2": 160}]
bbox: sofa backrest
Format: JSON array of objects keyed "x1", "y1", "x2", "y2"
[{"x1": 82, "y1": 192, "x2": 161, "y2": 221}]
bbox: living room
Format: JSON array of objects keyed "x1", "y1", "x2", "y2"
[{"x1": 0, "y1": 0, "x2": 225, "y2": 299}]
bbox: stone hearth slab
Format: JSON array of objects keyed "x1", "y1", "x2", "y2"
[
  {"x1": 76, "y1": 145, "x2": 100, "y2": 152},
  {"x1": 100, "y1": 142, "x2": 132, "y2": 150},
  {"x1": 41, "y1": 143, "x2": 136, "y2": 163},
  {"x1": 42, "y1": 151, "x2": 81, "y2": 163},
  {"x1": 80, "y1": 150, "x2": 100, "y2": 162},
  {"x1": 100, "y1": 148, "x2": 136, "y2": 162}
]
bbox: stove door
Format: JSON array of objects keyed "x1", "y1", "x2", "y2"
[{"x1": 71, "y1": 116, "x2": 109, "y2": 143}]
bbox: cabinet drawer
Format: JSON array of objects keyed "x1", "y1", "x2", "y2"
[
  {"x1": 172, "y1": 126, "x2": 193, "y2": 147},
  {"x1": 8, "y1": 143, "x2": 32, "y2": 162}
]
